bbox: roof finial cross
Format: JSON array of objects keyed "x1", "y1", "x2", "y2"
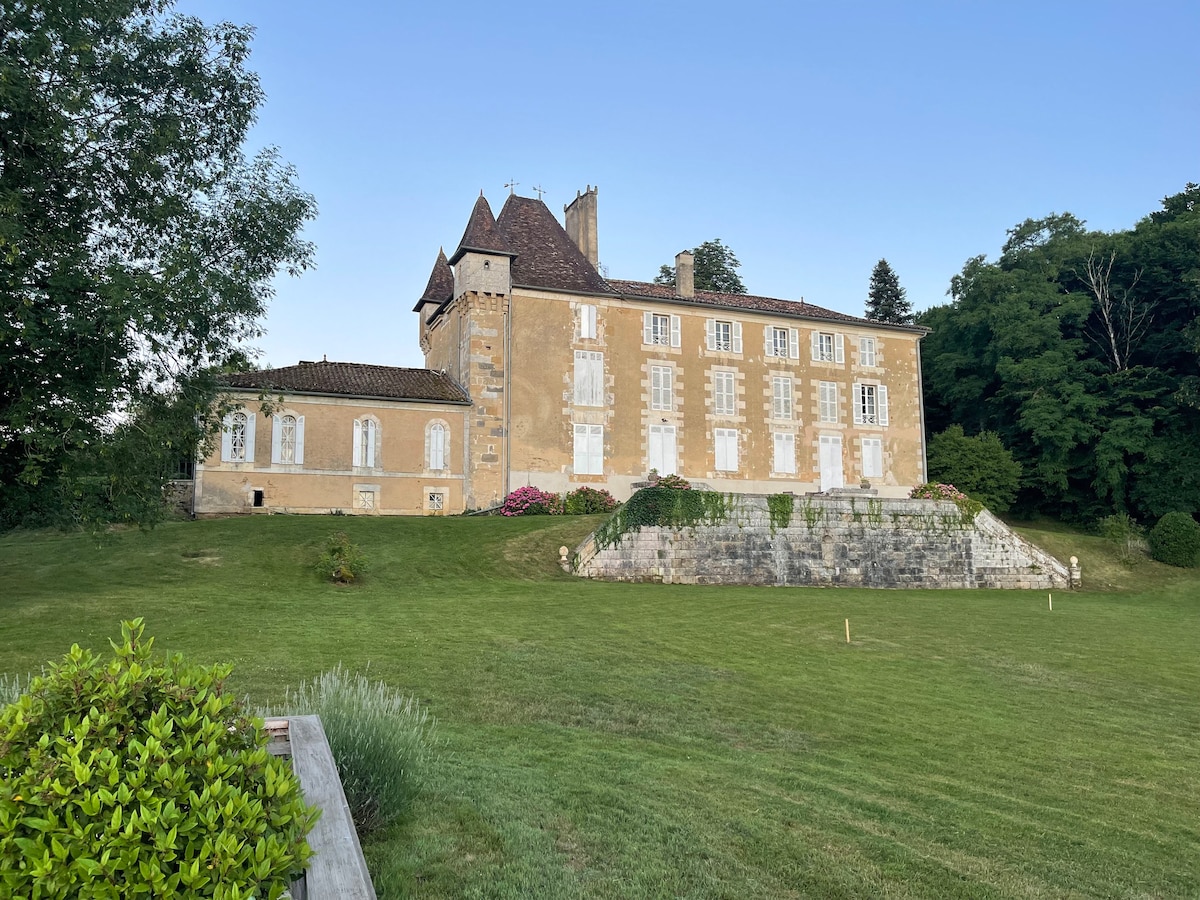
[
  {"x1": 532, "y1": 184, "x2": 546, "y2": 201},
  {"x1": 504, "y1": 178, "x2": 519, "y2": 196}
]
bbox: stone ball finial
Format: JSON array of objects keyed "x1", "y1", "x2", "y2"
[{"x1": 1070, "y1": 556, "x2": 1078, "y2": 566}]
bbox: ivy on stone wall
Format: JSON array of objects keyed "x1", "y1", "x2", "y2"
[
  {"x1": 767, "y1": 494, "x2": 794, "y2": 533},
  {"x1": 592, "y1": 488, "x2": 734, "y2": 550}
]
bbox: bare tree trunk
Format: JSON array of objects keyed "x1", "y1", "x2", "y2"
[{"x1": 1080, "y1": 249, "x2": 1149, "y2": 372}]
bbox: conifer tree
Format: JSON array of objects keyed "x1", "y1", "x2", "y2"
[{"x1": 866, "y1": 259, "x2": 913, "y2": 324}]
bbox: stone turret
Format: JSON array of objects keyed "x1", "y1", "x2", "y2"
[
  {"x1": 413, "y1": 247, "x2": 453, "y2": 355},
  {"x1": 449, "y1": 194, "x2": 515, "y2": 298}
]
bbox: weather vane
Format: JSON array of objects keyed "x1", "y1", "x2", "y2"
[
  {"x1": 532, "y1": 184, "x2": 546, "y2": 201},
  {"x1": 504, "y1": 178, "x2": 519, "y2": 196}
]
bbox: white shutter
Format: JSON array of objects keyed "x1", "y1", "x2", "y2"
[
  {"x1": 643, "y1": 312, "x2": 653, "y2": 345},
  {"x1": 774, "y1": 432, "x2": 796, "y2": 474},
  {"x1": 670, "y1": 314, "x2": 681, "y2": 347},
  {"x1": 811, "y1": 331, "x2": 821, "y2": 361},
  {"x1": 878, "y1": 385, "x2": 889, "y2": 426},
  {"x1": 243, "y1": 413, "x2": 255, "y2": 462},
  {"x1": 365, "y1": 420, "x2": 376, "y2": 468},
  {"x1": 574, "y1": 351, "x2": 588, "y2": 405},
  {"x1": 295, "y1": 416, "x2": 305, "y2": 465},
  {"x1": 271, "y1": 415, "x2": 282, "y2": 464},
  {"x1": 853, "y1": 383, "x2": 864, "y2": 424},
  {"x1": 764, "y1": 326, "x2": 773, "y2": 356},
  {"x1": 352, "y1": 419, "x2": 363, "y2": 467},
  {"x1": 835, "y1": 333, "x2": 845, "y2": 364},
  {"x1": 732, "y1": 321, "x2": 743, "y2": 353},
  {"x1": 715, "y1": 431, "x2": 728, "y2": 471},
  {"x1": 727, "y1": 430, "x2": 739, "y2": 471},
  {"x1": 662, "y1": 426, "x2": 677, "y2": 474},
  {"x1": 789, "y1": 328, "x2": 799, "y2": 359},
  {"x1": 649, "y1": 426, "x2": 663, "y2": 474},
  {"x1": 705, "y1": 319, "x2": 716, "y2": 351},
  {"x1": 574, "y1": 424, "x2": 603, "y2": 474},
  {"x1": 429, "y1": 424, "x2": 445, "y2": 469},
  {"x1": 581, "y1": 305, "x2": 597, "y2": 339},
  {"x1": 220, "y1": 414, "x2": 233, "y2": 462},
  {"x1": 862, "y1": 438, "x2": 883, "y2": 478}
]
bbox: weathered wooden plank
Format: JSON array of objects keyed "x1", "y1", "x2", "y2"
[{"x1": 287, "y1": 715, "x2": 376, "y2": 899}]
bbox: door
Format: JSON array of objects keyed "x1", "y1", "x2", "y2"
[
  {"x1": 819, "y1": 435, "x2": 843, "y2": 491},
  {"x1": 648, "y1": 424, "x2": 678, "y2": 475}
]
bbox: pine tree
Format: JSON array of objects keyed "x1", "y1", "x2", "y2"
[{"x1": 866, "y1": 259, "x2": 913, "y2": 324}]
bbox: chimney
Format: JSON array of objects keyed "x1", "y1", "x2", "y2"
[
  {"x1": 564, "y1": 186, "x2": 599, "y2": 268},
  {"x1": 675, "y1": 250, "x2": 695, "y2": 298}
]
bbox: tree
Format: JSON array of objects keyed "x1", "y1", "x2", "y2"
[
  {"x1": 0, "y1": 0, "x2": 316, "y2": 528},
  {"x1": 865, "y1": 259, "x2": 913, "y2": 324},
  {"x1": 654, "y1": 239, "x2": 746, "y2": 293},
  {"x1": 925, "y1": 425, "x2": 1021, "y2": 513}
]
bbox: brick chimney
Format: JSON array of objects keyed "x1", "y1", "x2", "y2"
[
  {"x1": 675, "y1": 250, "x2": 695, "y2": 298},
  {"x1": 564, "y1": 186, "x2": 599, "y2": 268}
]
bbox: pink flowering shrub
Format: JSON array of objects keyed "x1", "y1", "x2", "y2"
[
  {"x1": 909, "y1": 482, "x2": 970, "y2": 502},
  {"x1": 500, "y1": 486, "x2": 561, "y2": 516}
]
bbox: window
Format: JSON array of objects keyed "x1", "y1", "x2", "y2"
[
  {"x1": 859, "y1": 337, "x2": 877, "y2": 367},
  {"x1": 772, "y1": 376, "x2": 793, "y2": 420},
  {"x1": 773, "y1": 432, "x2": 796, "y2": 474},
  {"x1": 271, "y1": 414, "x2": 305, "y2": 465},
  {"x1": 580, "y1": 304, "x2": 597, "y2": 340},
  {"x1": 713, "y1": 371, "x2": 736, "y2": 416},
  {"x1": 819, "y1": 434, "x2": 844, "y2": 491},
  {"x1": 714, "y1": 428, "x2": 738, "y2": 471},
  {"x1": 862, "y1": 437, "x2": 883, "y2": 478},
  {"x1": 766, "y1": 326, "x2": 799, "y2": 359},
  {"x1": 706, "y1": 319, "x2": 742, "y2": 353},
  {"x1": 353, "y1": 418, "x2": 377, "y2": 468},
  {"x1": 428, "y1": 422, "x2": 447, "y2": 470},
  {"x1": 574, "y1": 351, "x2": 604, "y2": 406},
  {"x1": 648, "y1": 424, "x2": 677, "y2": 475},
  {"x1": 356, "y1": 490, "x2": 376, "y2": 510},
  {"x1": 573, "y1": 424, "x2": 604, "y2": 474},
  {"x1": 643, "y1": 312, "x2": 681, "y2": 347},
  {"x1": 650, "y1": 365, "x2": 673, "y2": 411},
  {"x1": 818, "y1": 382, "x2": 838, "y2": 423},
  {"x1": 811, "y1": 331, "x2": 845, "y2": 363},
  {"x1": 221, "y1": 410, "x2": 255, "y2": 463},
  {"x1": 853, "y1": 383, "x2": 889, "y2": 425},
  {"x1": 427, "y1": 491, "x2": 445, "y2": 511}
]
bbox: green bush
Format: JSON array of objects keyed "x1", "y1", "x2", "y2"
[
  {"x1": 926, "y1": 425, "x2": 1021, "y2": 513},
  {"x1": 1148, "y1": 511, "x2": 1200, "y2": 567},
  {"x1": 273, "y1": 667, "x2": 437, "y2": 834},
  {"x1": 563, "y1": 486, "x2": 619, "y2": 515},
  {"x1": 317, "y1": 531, "x2": 369, "y2": 583},
  {"x1": 0, "y1": 620, "x2": 317, "y2": 899},
  {"x1": 1098, "y1": 513, "x2": 1148, "y2": 567}
]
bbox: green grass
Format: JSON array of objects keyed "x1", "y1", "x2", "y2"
[{"x1": 2, "y1": 515, "x2": 1199, "y2": 898}]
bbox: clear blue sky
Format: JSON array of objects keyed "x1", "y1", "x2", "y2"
[{"x1": 179, "y1": 0, "x2": 1199, "y2": 371}]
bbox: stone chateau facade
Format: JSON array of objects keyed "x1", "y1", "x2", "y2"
[{"x1": 194, "y1": 187, "x2": 929, "y2": 515}]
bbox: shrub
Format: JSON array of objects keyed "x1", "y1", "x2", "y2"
[
  {"x1": 1098, "y1": 513, "x2": 1148, "y2": 567},
  {"x1": 0, "y1": 620, "x2": 317, "y2": 898},
  {"x1": 500, "y1": 486, "x2": 560, "y2": 516},
  {"x1": 563, "y1": 486, "x2": 619, "y2": 515},
  {"x1": 317, "y1": 530, "x2": 369, "y2": 583},
  {"x1": 926, "y1": 425, "x2": 1021, "y2": 513},
  {"x1": 909, "y1": 482, "x2": 984, "y2": 522},
  {"x1": 1148, "y1": 511, "x2": 1200, "y2": 567},
  {"x1": 272, "y1": 667, "x2": 437, "y2": 834},
  {"x1": 655, "y1": 473, "x2": 691, "y2": 490}
]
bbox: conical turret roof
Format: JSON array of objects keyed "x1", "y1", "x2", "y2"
[
  {"x1": 412, "y1": 247, "x2": 454, "y2": 313},
  {"x1": 448, "y1": 194, "x2": 514, "y2": 264}
]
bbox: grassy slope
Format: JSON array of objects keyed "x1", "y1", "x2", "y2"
[{"x1": 2, "y1": 516, "x2": 1198, "y2": 898}]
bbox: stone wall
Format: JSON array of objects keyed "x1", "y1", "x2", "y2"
[{"x1": 573, "y1": 493, "x2": 1069, "y2": 589}]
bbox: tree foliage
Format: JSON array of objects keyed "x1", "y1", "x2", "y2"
[
  {"x1": 0, "y1": 0, "x2": 316, "y2": 528},
  {"x1": 920, "y1": 185, "x2": 1200, "y2": 522},
  {"x1": 866, "y1": 258, "x2": 913, "y2": 324},
  {"x1": 654, "y1": 239, "x2": 746, "y2": 293},
  {"x1": 925, "y1": 425, "x2": 1021, "y2": 513}
]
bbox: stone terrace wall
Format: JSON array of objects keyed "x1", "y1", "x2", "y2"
[{"x1": 573, "y1": 494, "x2": 1069, "y2": 589}]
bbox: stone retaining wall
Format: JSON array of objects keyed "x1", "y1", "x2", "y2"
[{"x1": 573, "y1": 494, "x2": 1069, "y2": 589}]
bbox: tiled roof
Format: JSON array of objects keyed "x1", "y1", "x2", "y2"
[
  {"x1": 496, "y1": 195, "x2": 612, "y2": 294},
  {"x1": 413, "y1": 247, "x2": 454, "y2": 315},
  {"x1": 448, "y1": 194, "x2": 513, "y2": 265},
  {"x1": 606, "y1": 279, "x2": 881, "y2": 326},
  {"x1": 222, "y1": 361, "x2": 471, "y2": 404}
]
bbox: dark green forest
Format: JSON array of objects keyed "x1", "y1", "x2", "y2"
[{"x1": 919, "y1": 184, "x2": 1200, "y2": 523}]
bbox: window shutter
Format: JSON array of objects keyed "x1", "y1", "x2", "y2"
[
  {"x1": 590, "y1": 426, "x2": 603, "y2": 474},
  {"x1": 789, "y1": 328, "x2": 799, "y2": 359},
  {"x1": 878, "y1": 385, "x2": 889, "y2": 426},
  {"x1": 732, "y1": 321, "x2": 743, "y2": 354},
  {"x1": 715, "y1": 431, "x2": 727, "y2": 471},
  {"x1": 573, "y1": 424, "x2": 586, "y2": 472},
  {"x1": 220, "y1": 414, "x2": 233, "y2": 462},
  {"x1": 574, "y1": 351, "x2": 587, "y2": 405},
  {"x1": 811, "y1": 331, "x2": 820, "y2": 361},
  {"x1": 727, "y1": 430, "x2": 738, "y2": 471},
  {"x1": 643, "y1": 312, "x2": 653, "y2": 345},
  {"x1": 271, "y1": 415, "x2": 282, "y2": 464},
  {"x1": 365, "y1": 420, "x2": 376, "y2": 468},
  {"x1": 648, "y1": 425, "x2": 662, "y2": 473},
  {"x1": 663, "y1": 426, "x2": 677, "y2": 474},
  {"x1": 853, "y1": 384, "x2": 864, "y2": 424},
  {"x1": 352, "y1": 419, "x2": 363, "y2": 467},
  {"x1": 774, "y1": 432, "x2": 796, "y2": 474},
  {"x1": 764, "y1": 326, "x2": 773, "y2": 357},
  {"x1": 295, "y1": 416, "x2": 305, "y2": 465},
  {"x1": 670, "y1": 314, "x2": 681, "y2": 347},
  {"x1": 705, "y1": 319, "x2": 716, "y2": 351},
  {"x1": 582, "y1": 305, "x2": 597, "y2": 339},
  {"x1": 243, "y1": 414, "x2": 256, "y2": 462},
  {"x1": 835, "y1": 333, "x2": 845, "y2": 364}
]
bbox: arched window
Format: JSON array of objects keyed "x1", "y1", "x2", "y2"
[
  {"x1": 353, "y1": 418, "x2": 378, "y2": 468},
  {"x1": 221, "y1": 409, "x2": 255, "y2": 462},
  {"x1": 271, "y1": 413, "x2": 305, "y2": 465},
  {"x1": 428, "y1": 422, "x2": 448, "y2": 470}
]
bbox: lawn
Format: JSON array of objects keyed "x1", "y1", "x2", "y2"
[{"x1": 2, "y1": 515, "x2": 1198, "y2": 898}]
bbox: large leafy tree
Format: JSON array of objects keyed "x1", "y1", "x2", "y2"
[
  {"x1": 919, "y1": 187, "x2": 1200, "y2": 522},
  {"x1": 654, "y1": 239, "x2": 746, "y2": 293},
  {"x1": 0, "y1": 0, "x2": 316, "y2": 527},
  {"x1": 865, "y1": 258, "x2": 913, "y2": 324}
]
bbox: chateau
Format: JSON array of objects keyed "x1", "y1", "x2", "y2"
[{"x1": 194, "y1": 188, "x2": 928, "y2": 515}]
